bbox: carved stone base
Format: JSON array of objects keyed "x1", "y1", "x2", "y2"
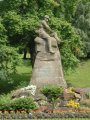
[{"x1": 30, "y1": 52, "x2": 67, "y2": 93}]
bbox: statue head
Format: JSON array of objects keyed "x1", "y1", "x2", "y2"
[{"x1": 44, "y1": 15, "x2": 49, "y2": 22}]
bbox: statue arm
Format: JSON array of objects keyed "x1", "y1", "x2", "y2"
[
  {"x1": 54, "y1": 33, "x2": 61, "y2": 44},
  {"x1": 42, "y1": 21, "x2": 53, "y2": 33},
  {"x1": 51, "y1": 32, "x2": 61, "y2": 44}
]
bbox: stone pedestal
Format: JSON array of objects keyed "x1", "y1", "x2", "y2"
[{"x1": 30, "y1": 36, "x2": 67, "y2": 92}]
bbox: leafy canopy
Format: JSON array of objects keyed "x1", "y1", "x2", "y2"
[{"x1": 0, "y1": 0, "x2": 83, "y2": 73}]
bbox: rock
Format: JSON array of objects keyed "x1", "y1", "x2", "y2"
[
  {"x1": 38, "y1": 100, "x2": 48, "y2": 106},
  {"x1": 73, "y1": 88, "x2": 87, "y2": 100},
  {"x1": 74, "y1": 93, "x2": 81, "y2": 99},
  {"x1": 62, "y1": 88, "x2": 88, "y2": 102},
  {"x1": 34, "y1": 94, "x2": 48, "y2": 107},
  {"x1": 63, "y1": 89, "x2": 75, "y2": 101},
  {"x1": 11, "y1": 85, "x2": 37, "y2": 100},
  {"x1": 34, "y1": 94, "x2": 47, "y2": 101},
  {"x1": 11, "y1": 89, "x2": 32, "y2": 100},
  {"x1": 72, "y1": 88, "x2": 83, "y2": 94}
]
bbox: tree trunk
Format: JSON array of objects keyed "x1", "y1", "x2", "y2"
[{"x1": 23, "y1": 48, "x2": 27, "y2": 59}]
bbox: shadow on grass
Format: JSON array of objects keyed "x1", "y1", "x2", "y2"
[
  {"x1": 20, "y1": 59, "x2": 33, "y2": 68},
  {"x1": 0, "y1": 72, "x2": 32, "y2": 94}
]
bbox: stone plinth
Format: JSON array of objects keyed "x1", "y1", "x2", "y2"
[{"x1": 30, "y1": 36, "x2": 67, "y2": 91}]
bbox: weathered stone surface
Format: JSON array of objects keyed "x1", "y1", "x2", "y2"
[
  {"x1": 63, "y1": 89, "x2": 75, "y2": 101},
  {"x1": 11, "y1": 85, "x2": 36, "y2": 99},
  {"x1": 72, "y1": 88, "x2": 87, "y2": 100},
  {"x1": 30, "y1": 15, "x2": 67, "y2": 93},
  {"x1": 11, "y1": 89, "x2": 32, "y2": 99},
  {"x1": 62, "y1": 88, "x2": 88, "y2": 103}
]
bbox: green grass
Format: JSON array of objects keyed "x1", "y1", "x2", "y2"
[
  {"x1": 14, "y1": 60, "x2": 32, "y2": 87},
  {"x1": 0, "y1": 59, "x2": 32, "y2": 94},
  {"x1": 65, "y1": 59, "x2": 90, "y2": 88}
]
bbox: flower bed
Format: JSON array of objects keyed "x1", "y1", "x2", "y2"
[{"x1": 0, "y1": 110, "x2": 90, "y2": 119}]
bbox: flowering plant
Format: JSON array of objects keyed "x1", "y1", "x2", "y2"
[
  {"x1": 10, "y1": 110, "x2": 15, "y2": 113},
  {"x1": 21, "y1": 85, "x2": 37, "y2": 95},
  {"x1": 4, "y1": 110, "x2": 9, "y2": 114},
  {"x1": 67, "y1": 87, "x2": 74, "y2": 94},
  {"x1": 0, "y1": 110, "x2": 2, "y2": 114},
  {"x1": 66, "y1": 100, "x2": 80, "y2": 109}
]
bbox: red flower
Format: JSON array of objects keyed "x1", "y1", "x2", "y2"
[
  {"x1": 4, "y1": 110, "x2": 9, "y2": 113},
  {"x1": 10, "y1": 110, "x2": 15, "y2": 113},
  {"x1": 16, "y1": 110, "x2": 20, "y2": 113},
  {"x1": 0, "y1": 110, "x2": 2, "y2": 113}
]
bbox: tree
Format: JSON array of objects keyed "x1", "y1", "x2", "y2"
[
  {"x1": 73, "y1": 0, "x2": 90, "y2": 58},
  {"x1": 50, "y1": 17, "x2": 82, "y2": 71},
  {"x1": 0, "y1": 18, "x2": 19, "y2": 82},
  {"x1": 54, "y1": 0, "x2": 80, "y2": 22},
  {"x1": 0, "y1": 0, "x2": 83, "y2": 71}
]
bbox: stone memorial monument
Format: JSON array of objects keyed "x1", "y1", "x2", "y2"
[{"x1": 30, "y1": 15, "x2": 67, "y2": 92}]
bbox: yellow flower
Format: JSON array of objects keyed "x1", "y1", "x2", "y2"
[{"x1": 66, "y1": 100, "x2": 80, "y2": 108}]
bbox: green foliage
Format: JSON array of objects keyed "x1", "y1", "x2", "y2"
[
  {"x1": 54, "y1": 0, "x2": 80, "y2": 22},
  {"x1": 0, "y1": 59, "x2": 32, "y2": 94},
  {"x1": 0, "y1": 0, "x2": 83, "y2": 72},
  {"x1": 50, "y1": 17, "x2": 82, "y2": 71},
  {"x1": 0, "y1": 45, "x2": 20, "y2": 81},
  {"x1": 10, "y1": 97, "x2": 37, "y2": 111},
  {"x1": 41, "y1": 85, "x2": 63, "y2": 103},
  {"x1": 41, "y1": 85, "x2": 63, "y2": 112},
  {"x1": 74, "y1": 0, "x2": 90, "y2": 57},
  {"x1": 0, "y1": 96, "x2": 37, "y2": 111},
  {"x1": 3, "y1": 11, "x2": 23, "y2": 36},
  {"x1": 0, "y1": 94, "x2": 11, "y2": 111},
  {"x1": 0, "y1": 19, "x2": 20, "y2": 82},
  {"x1": 86, "y1": 92, "x2": 90, "y2": 99},
  {"x1": 62, "y1": 0, "x2": 79, "y2": 22},
  {"x1": 0, "y1": 18, "x2": 7, "y2": 44}
]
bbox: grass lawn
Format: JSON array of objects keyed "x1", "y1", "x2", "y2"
[
  {"x1": 65, "y1": 59, "x2": 90, "y2": 88},
  {"x1": 0, "y1": 59, "x2": 32, "y2": 94}
]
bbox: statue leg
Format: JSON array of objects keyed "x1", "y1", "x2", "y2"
[{"x1": 47, "y1": 37, "x2": 55, "y2": 54}]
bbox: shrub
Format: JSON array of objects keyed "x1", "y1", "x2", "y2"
[
  {"x1": 0, "y1": 96, "x2": 37, "y2": 112},
  {"x1": 0, "y1": 94, "x2": 11, "y2": 111},
  {"x1": 41, "y1": 85, "x2": 63, "y2": 101},
  {"x1": 41, "y1": 85, "x2": 63, "y2": 112},
  {"x1": 86, "y1": 92, "x2": 90, "y2": 99},
  {"x1": 10, "y1": 97, "x2": 37, "y2": 111}
]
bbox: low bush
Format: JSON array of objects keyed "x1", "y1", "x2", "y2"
[
  {"x1": 41, "y1": 85, "x2": 63, "y2": 101},
  {"x1": 0, "y1": 96, "x2": 37, "y2": 112},
  {"x1": 10, "y1": 97, "x2": 37, "y2": 111},
  {"x1": 0, "y1": 94, "x2": 11, "y2": 111},
  {"x1": 86, "y1": 92, "x2": 90, "y2": 99},
  {"x1": 41, "y1": 85, "x2": 63, "y2": 112}
]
